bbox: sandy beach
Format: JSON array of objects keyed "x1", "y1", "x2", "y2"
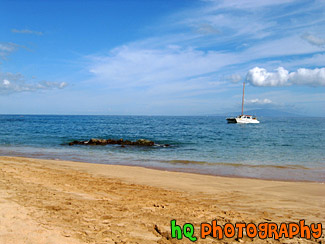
[{"x1": 0, "y1": 156, "x2": 324, "y2": 243}]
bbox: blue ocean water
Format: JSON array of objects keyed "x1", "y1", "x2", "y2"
[{"x1": 0, "y1": 115, "x2": 324, "y2": 182}]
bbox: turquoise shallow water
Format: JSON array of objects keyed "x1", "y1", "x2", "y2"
[{"x1": 0, "y1": 115, "x2": 324, "y2": 182}]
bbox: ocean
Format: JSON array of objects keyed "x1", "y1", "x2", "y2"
[{"x1": 0, "y1": 115, "x2": 324, "y2": 182}]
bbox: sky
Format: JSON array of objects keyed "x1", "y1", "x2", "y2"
[{"x1": 1, "y1": 0, "x2": 325, "y2": 116}]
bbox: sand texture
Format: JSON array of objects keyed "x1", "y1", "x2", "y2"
[{"x1": 0, "y1": 156, "x2": 324, "y2": 243}]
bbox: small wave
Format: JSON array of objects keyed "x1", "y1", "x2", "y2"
[
  {"x1": 161, "y1": 159, "x2": 310, "y2": 170},
  {"x1": 166, "y1": 160, "x2": 212, "y2": 165}
]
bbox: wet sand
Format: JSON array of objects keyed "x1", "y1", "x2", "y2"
[{"x1": 0, "y1": 156, "x2": 324, "y2": 243}]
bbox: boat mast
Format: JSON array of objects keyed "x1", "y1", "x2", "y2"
[{"x1": 241, "y1": 82, "x2": 245, "y2": 115}]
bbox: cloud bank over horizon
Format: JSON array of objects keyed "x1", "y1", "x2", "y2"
[
  {"x1": 246, "y1": 98, "x2": 273, "y2": 105},
  {"x1": 0, "y1": 72, "x2": 67, "y2": 94}
]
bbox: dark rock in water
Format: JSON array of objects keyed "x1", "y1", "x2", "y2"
[
  {"x1": 124, "y1": 140, "x2": 133, "y2": 145},
  {"x1": 106, "y1": 139, "x2": 114, "y2": 144},
  {"x1": 68, "y1": 138, "x2": 156, "y2": 147},
  {"x1": 88, "y1": 138, "x2": 107, "y2": 145},
  {"x1": 69, "y1": 140, "x2": 80, "y2": 146},
  {"x1": 68, "y1": 140, "x2": 88, "y2": 145},
  {"x1": 67, "y1": 138, "x2": 171, "y2": 147},
  {"x1": 136, "y1": 139, "x2": 155, "y2": 146}
]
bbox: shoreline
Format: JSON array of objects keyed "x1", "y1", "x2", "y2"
[
  {"x1": 1, "y1": 156, "x2": 324, "y2": 243},
  {"x1": 1, "y1": 152, "x2": 324, "y2": 183}
]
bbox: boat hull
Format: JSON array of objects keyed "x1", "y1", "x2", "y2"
[
  {"x1": 226, "y1": 118, "x2": 237, "y2": 123},
  {"x1": 236, "y1": 118, "x2": 260, "y2": 124},
  {"x1": 226, "y1": 116, "x2": 260, "y2": 124}
]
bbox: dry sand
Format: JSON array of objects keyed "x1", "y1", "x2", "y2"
[{"x1": 0, "y1": 156, "x2": 324, "y2": 243}]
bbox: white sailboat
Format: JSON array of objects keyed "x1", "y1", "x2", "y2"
[{"x1": 226, "y1": 82, "x2": 260, "y2": 124}]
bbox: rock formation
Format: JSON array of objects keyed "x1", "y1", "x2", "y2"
[{"x1": 68, "y1": 138, "x2": 158, "y2": 147}]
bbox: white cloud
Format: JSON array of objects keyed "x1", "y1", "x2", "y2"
[
  {"x1": 246, "y1": 67, "x2": 289, "y2": 86},
  {"x1": 289, "y1": 68, "x2": 325, "y2": 86},
  {"x1": 0, "y1": 72, "x2": 67, "y2": 94},
  {"x1": 278, "y1": 53, "x2": 325, "y2": 70},
  {"x1": 242, "y1": 36, "x2": 322, "y2": 61},
  {"x1": 193, "y1": 23, "x2": 220, "y2": 35},
  {"x1": 11, "y1": 29, "x2": 43, "y2": 35},
  {"x1": 3, "y1": 79, "x2": 10, "y2": 86},
  {"x1": 209, "y1": 0, "x2": 295, "y2": 9},
  {"x1": 59, "y1": 82, "x2": 67, "y2": 88},
  {"x1": 0, "y1": 42, "x2": 20, "y2": 59},
  {"x1": 227, "y1": 74, "x2": 242, "y2": 83},
  {"x1": 88, "y1": 45, "x2": 236, "y2": 89},
  {"x1": 182, "y1": 0, "x2": 314, "y2": 44},
  {"x1": 246, "y1": 67, "x2": 325, "y2": 87},
  {"x1": 246, "y1": 98, "x2": 273, "y2": 105},
  {"x1": 301, "y1": 33, "x2": 325, "y2": 48}
]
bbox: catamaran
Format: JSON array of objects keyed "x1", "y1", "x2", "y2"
[{"x1": 226, "y1": 82, "x2": 260, "y2": 124}]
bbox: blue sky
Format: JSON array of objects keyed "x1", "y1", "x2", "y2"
[{"x1": 1, "y1": 0, "x2": 325, "y2": 116}]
